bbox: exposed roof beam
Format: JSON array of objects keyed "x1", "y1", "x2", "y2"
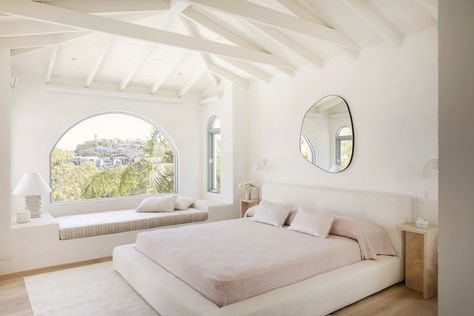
[
  {"x1": 120, "y1": 45, "x2": 153, "y2": 91},
  {"x1": 180, "y1": 16, "x2": 250, "y2": 88},
  {"x1": 207, "y1": 62, "x2": 249, "y2": 88},
  {"x1": 182, "y1": 6, "x2": 260, "y2": 50},
  {"x1": 219, "y1": 57, "x2": 272, "y2": 84},
  {"x1": 179, "y1": 69, "x2": 206, "y2": 97},
  {"x1": 249, "y1": 22, "x2": 323, "y2": 68},
  {"x1": 342, "y1": 0, "x2": 402, "y2": 47},
  {"x1": 34, "y1": 0, "x2": 170, "y2": 14},
  {"x1": 0, "y1": 20, "x2": 81, "y2": 37},
  {"x1": 277, "y1": 0, "x2": 357, "y2": 59},
  {"x1": 86, "y1": 36, "x2": 113, "y2": 88},
  {"x1": 0, "y1": 0, "x2": 283, "y2": 66},
  {"x1": 45, "y1": 84, "x2": 182, "y2": 103},
  {"x1": 412, "y1": 0, "x2": 438, "y2": 19},
  {"x1": 10, "y1": 47, "x2": 40, "y2": 56},
  {"x1": 187, "y1": 0, "x2": 358, "y2": 50},
  {"x1": 200, "y1": 92, "x2": 222, "y2": 105},
  {"x1": 151, "y1": 53, "x2": 188, "y2": 94},
  {"x1": 0, "y1": 32, "x2": 88, "y2": 49},
  {"x1": 45, "y1": 44, "x2": 59, "y2": 83},
  {"x1": 201, "y1": 73, "x2": 220, "y2": 99},
  {"x1": 181, "y1": 6, "x2": 294, "y2": 75}
]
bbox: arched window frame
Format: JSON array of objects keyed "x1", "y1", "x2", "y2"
[
  {"x1": 49, "y1": 111, "x2": 179, "y2": 203},
  {"x1": 335, "y1": 126, "x2": 353, "y2": 166},
  {"x1": 300, "y1": 131, "x2": 316, "y2": 164},
  {"x1": 207, "y1": 115, "x2": 221, "y2": 193}
]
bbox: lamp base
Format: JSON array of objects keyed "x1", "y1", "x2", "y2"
[{"x1": 25, "y1": 195, "x2": 42, "y2": 218}]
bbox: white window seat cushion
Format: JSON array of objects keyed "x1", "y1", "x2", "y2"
[{"x1": 55, "y1": 208, "x2": 208, "y2": 240}]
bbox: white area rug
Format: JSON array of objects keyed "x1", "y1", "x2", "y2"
[{"x1": 25, "y1": 262, "x2": 159, "y2": 316}]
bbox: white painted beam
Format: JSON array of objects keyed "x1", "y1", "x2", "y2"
[
  {"x1": 34, "y1": 0, "x2": 170, "y2": 14},
  {"x1": 249, "y1": 22, "x2": 323, "y2": 68},
  {"x1": 201, "y1": 73, "x2": 220, "y2": 99},
  {"x1": 120, "y1": 45, "x2": 152, "y2": 91},
  {"x1": 0, "y1": 32, "x2": 88, "y2": 49},
  {"x1": 179, "y1": 69, "x2": 206, "y2": 97},
  {"x1": 187, "y1": 0, "x2": 357, "y2": 50},
  {"x1": 200, "y1": 92, "x2": 222, "y2": 105},
  {"x1": 412, "y1": 0, "x2": 438, "y2": 19},
  {"x1": 180, "y1": 16, "x2": 250, "y2": 88},
  {"x1": 207, "y1": 62, "x2": 249, "y2": 88},
  {"x1": 219, "y1": 57, "x2": 272, "y2": 83},
  {"x1": 277, "y1": 0, "x2": 358, "y2": 59},
  {"x1": 0, "y1": 0, "x2": 283, "y2": 66},
  {"x1": 45, "y1": 44, "x2": 59, "y2": 83},
  {"x1": 45, "y1": 84, "x2": 182, "y2": 103},
  {"x1": 342, "y1": 0, "x2": 402, "y2": 47},
  {"x1": 86, "y1": 36, "x2": 113, "y2": 88},
  {"x1": 0, "y1": 20, "x2": 81, "y2": 37},
  {"x1": 10, "y1": 47, "x2": 41, "y2": 56},
  {"x1": 182, "y1": 6, "x2": 260, "y2": 50},
  {"x1": 181, "y1": 6, "x2": 295, "y2": 75},
  {"x1": 151, "y1": 53, "x2": 188, "y2": 94}
]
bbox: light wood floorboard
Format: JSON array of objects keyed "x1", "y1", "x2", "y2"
[{"x1": 0, "y1": 259, "x2": 437, "y2": 316}]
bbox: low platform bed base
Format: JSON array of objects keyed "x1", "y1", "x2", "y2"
[{"x1": 113, "y1": 244, "x2": 401, "y2": 316}]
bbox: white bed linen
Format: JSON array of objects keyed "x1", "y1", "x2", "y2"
[
  {"x1": 135, "y1": 218, "x2": 361, "y2": 306},
  {"x1": 113, "y1": 244, "x2": 400, "y2": 316}
]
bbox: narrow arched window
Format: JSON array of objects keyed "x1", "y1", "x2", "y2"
[
  {"x1": 50, "y1": 113, "x2": 177, "y2": 202},
  {"x1": 207, "y1": 116, "x2": 221, "y2": 193},
  {"x1": 300, "y1": 131, "x2": 316, "y2": 164},
  {"x1": 335, "y1": 126, "x2": 353, "y2": 169}
]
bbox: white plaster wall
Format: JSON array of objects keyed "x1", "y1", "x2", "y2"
[
  {"x1": 247, "y1": 28, "x2": 438, "y2": 224},
  {"x1": 10, "y1": 75, "x2": 203, "y2": 215},
  {"x1": 0, "y1": 49, "x2": 12, "y2": 260}
]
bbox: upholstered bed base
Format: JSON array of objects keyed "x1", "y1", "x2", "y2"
[{"x1": 113, "y1": 244, "x2": 401, "y2": 316}]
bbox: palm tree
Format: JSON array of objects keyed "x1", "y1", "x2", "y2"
[{"x1": 81, "y1": 129, "x2": 175, "y2": 199}]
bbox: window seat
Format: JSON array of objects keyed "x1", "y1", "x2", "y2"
[{"x1": 55, "y1": 208, "x2": 208, "y2": 240}]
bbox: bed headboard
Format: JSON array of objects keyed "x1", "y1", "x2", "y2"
[{"x1": 262, "y1": 183, "x2": 413, "y2": 279}]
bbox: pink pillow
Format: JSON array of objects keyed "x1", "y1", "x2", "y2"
[{"x1": 330, "y1": 216, "x2": 397, "y2": 260}]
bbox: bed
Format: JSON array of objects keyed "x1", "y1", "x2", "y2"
[{"x1": 113, "y1": 183, "x2": 412, "y2": 316}]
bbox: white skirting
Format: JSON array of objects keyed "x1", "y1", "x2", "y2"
[{"x1": 113, "y1": 244, "x2": 401, "y2": 316}]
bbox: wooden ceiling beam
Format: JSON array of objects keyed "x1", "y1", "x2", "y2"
[
  {"x1": 120, "y1": 45, "x2": 153, "y2": 91},
  {"x1": 151, "y1": 53, "x2": 188, "y2": 94},
  {"x1": 0, "y1": 32, "x2": 88, "y2": 49},
  {"x1": 187, "y1": 0, "x2": 358, "y2": 50},
  {"x1": 33, "y1": 0, "x2": 170, "y2": 14},
  {"x1": 85, "y1": 36, "x2": 113, "y2": 88},
  {"x1": 249, "y1": 22, "x2": 323, "y2": 68},
  {"x1": 0, "y1": 20, "x2": 81, "y2": 37},
  {"x1": 412, "y1": 0, "x2": 438, "y2": 20},
  {"x1": 0, "y1": 0, "x2": 283, "y2": 66},
  {"x1": 179, "y1": 69, "x2": 206, "y2": 97},
  {"x1": 45, "y1": 44, "x2": 59, "y2": 83},
  {"x1": 342, "y1": 0, "x2": 402, "y2": 47}
]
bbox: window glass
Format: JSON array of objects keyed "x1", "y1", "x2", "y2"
[
  {"x1": 208, "y1": 116, "x2": 221, "y2": 192},
  {"x1": 51, "y1": 113, "x2": 177, "y2": 202}
]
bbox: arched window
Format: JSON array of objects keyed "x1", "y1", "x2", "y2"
[
  {"x1": 300, "y1": 131, "x2": 316, "y2": 164},
  {"x1": 335, "y1": 126, "x2": 353, "y2": 169},
  {"x1": 207, "y1": 116, "x2": 221, "y2": 193},
  {"x1": 50, "y1": 113, "x2": 177, "y2": 202}
]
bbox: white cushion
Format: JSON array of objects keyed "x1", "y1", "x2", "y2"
[
  {"x1": 251, "y1": 200, "x2": 291, "y2": 227},
  {"x1": 244, "y1": 205, "x2": 259, "y2": 217},
  {"x1": 175, "y1": 197, "x2": 195, "y2": 211},
  {"x1": 289, "y1": 207, "x2": 335, "y2": 238},
  {"x1": 137, "y1": 196, "x2": 177, "y2": 213}
]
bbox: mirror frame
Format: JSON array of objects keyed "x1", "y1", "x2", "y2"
[{"x1": 299, "y1": 95, "x2": 355, "y2": 173}]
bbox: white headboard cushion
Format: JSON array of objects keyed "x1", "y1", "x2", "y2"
[{"x1": 262, "y1": 183, "x2": 413, "y2": 279}]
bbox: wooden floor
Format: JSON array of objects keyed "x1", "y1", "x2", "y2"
[{"x1": 0, "y1": 260, "x2": 437, "y2": 316}]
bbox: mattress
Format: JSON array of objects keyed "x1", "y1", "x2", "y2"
[{"x1": 135, "y1": 218, "x2": 362, "y2": 307}]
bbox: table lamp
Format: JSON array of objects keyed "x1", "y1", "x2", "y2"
[{"x1": 12, "y1": 172, "x2": 51, "y2": 218}]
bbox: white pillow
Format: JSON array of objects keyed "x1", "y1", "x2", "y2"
[
  {"x1": 244, "y1": 205, "x2": 259, "y2": 217},
  {"x1": 251, "y1": 200, "x2": 291, "y2": 227},
  {"x1": 175, "y1": 197, "x2": 195, "y2": 210},
  {"x1": 289, "y1": 207, "x2": 335, "y2": 238},
  {"x1": 136, "y1": 196, "x2": 177, "y2": 213}
]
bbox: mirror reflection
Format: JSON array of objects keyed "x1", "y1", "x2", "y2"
[{"x1": 299, "y1": 95, "x2": 354, "y2": 172}]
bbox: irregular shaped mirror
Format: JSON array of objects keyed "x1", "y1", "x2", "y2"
[{"x1": 299, "y1": 95, "x2": 354, "y2": 172}]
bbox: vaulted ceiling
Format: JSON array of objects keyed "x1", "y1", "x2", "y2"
[{"x1": 0, "y1": 0, "x2": 437, "y2": 104}]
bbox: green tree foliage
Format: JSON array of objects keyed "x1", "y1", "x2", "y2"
[{"x1": 51, "y1": 129, "x2": 175, "y2": 202}]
